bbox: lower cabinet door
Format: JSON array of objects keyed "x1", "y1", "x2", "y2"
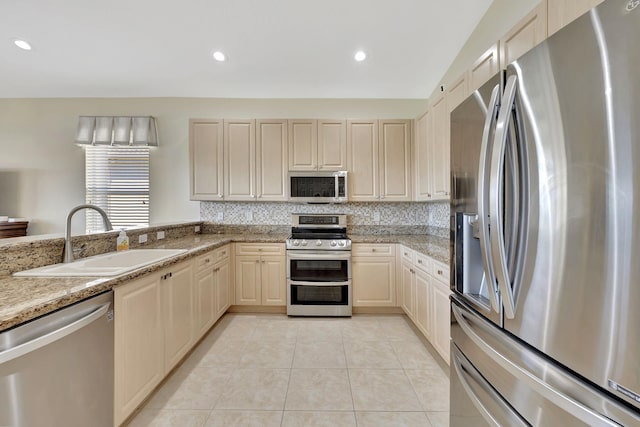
[
  {"x1": 415, "y1": 270, "x2": 431, "y2": 340},
  {"x1": 114, "y1": 273, "x2": 164, "y2": 426},
  {"x1": 401, "y1": 261, "x2": 415, "y2": 318},
  {"x1": 194, "y1": 267, "x2": 215, "y2": 340},
  {"x1": 432, "y1": 279, "x2": 451, "y2": 365},
  {"x1": 352, "y1": 256, "x2": 397, "y2": 306},
  {"x1": 235, "y1": 256, "x2": 262, "y2": 305},
  {"x1": 215, "y1": 260, "x2": 231, "y2": 318},
  {"x1": 260, "y1": 255, "x2": 286, "y2": 305},
  {"x1": 163, "y1": 262, "x2": 194, "y2": 373}
]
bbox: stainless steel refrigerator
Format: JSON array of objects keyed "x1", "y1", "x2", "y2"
[{"x1": 450, "y1": 0, "x2": 640, "y2": 425}]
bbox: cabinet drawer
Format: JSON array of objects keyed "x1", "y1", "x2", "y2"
[
  {"x1": 235, "y1": 243, "x2": 285, "y2": 256},
  {"x1": 431, "y1": 259, "x2": 450, "y2": 284},
  {"x1": 352, "y1": 243, "x2": 396, "y2": 257},
  {"x1": 414, "y1": 252, "x2": 431, "y2": 273},
  {"x1": 213, "y1": 245, "x2": 230, "y2": 264},
  {"x1": 194, "y1": 251, "x2": 214, "y2": 272},
  {"x1": 400, "y1": 246, "x2": 415, "y2": 264}
]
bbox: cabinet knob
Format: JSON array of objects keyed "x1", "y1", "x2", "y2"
[
  {"x1": 255, "y1": 260, "x2": 259, "y2": 264},
  {"x1": 218, "y1": 194, "x2": 223, "y2": 198},
  {"x1": 417, "y1": 260, "x2": 422, "y2": 264},
  {"x1": 438, "y1": 269, "x2": 443, "y2": 275}
]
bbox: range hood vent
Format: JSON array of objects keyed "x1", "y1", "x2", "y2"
[{"x1": 75, "y1": 116, "x2": 158, "y2": 146}]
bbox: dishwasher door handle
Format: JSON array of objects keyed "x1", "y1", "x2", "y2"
[{"x1": 0, "y1": 301, "x2": 110, "y2": 365}]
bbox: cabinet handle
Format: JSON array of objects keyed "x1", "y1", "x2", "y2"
[
  {"x1": 417, "y1": 260, "x2": 423, "y2": 264},
  {"x1": 204, "y1": 258, "x2": 210, "y2": 263},
  {"x1": 214, "y1": 267, "x2": 220, "y2": 272},
  {"x1": 381, "y1": 194, "x2": 385, "y2": 199},
  {"x1": 218, "y1": 194, "x2": 223, "y2": 199},
  {"x1": 221, "y1": 251, "x2": 227, "y2": 256},
  {"x1": 438, "y1": 269, "x2": 444, "y2": 275},
  {"x1": 262, "y1": 260, "x2": 265, "y2": 264},
  {"x1": 371, "y1": 248, "x2": 376, "y2": 252},
  {"x1": 255, "y1": 260, "x2": 259, "y2": 264}
]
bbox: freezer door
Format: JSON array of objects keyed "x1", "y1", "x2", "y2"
[
  {"x1": 451, "y1": 296, "x2": 639, "y2": 427},
  {"x1": 498, "y1": 0, "x2": 640, "y2": 411}
]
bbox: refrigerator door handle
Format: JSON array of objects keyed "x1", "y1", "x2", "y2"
[
  {"x1": 452, "y1": 302, "x2": 623, "y2": 427},
  {"x1": 452, "y1": 345, "x2": 529, "y2": 427},
  {"x1": 476, "y1": 84, "x2": 502, "y2": 313},
  {"x1": 489, "y1": 74, "x2": 518, "y2": 319}
]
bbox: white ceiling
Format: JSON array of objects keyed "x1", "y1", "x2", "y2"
[{"x1": 0, "y1": 0, "x2": 492, "y2": 99}]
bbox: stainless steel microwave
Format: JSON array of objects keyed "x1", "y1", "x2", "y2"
[{"x1": 288, "y1": 171, "x2": 348, "y2": 203}]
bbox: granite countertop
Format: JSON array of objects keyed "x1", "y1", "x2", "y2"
[{"x1": 0, "y1": 232, "x2": 449, "y2": 332}]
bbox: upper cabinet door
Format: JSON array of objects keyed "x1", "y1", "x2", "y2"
[
  {"x1": 288, "y1": 120, "x2": 317, "y2": 171},
  {"x1": 189, "y1": 119, "x2": 224, "y2": 201},
  {"x1": 548, "y1": 0, "x2": 605, "y2": 36},
  {"x1": 500, "y1": 1, "x2": 547, "y2": 68},
  {"x1": 317, "y1": 120, "x2": 347, "y2": 170},
  {"x1": 256, "y1": 120, "x2": 288, "y2": 201},
  {"x1": 447, "y1": 75, "x2": 467, "y2": 113},
  {"x1": 379, "y1": 120, "x2": 412, "y2": 202},
  {"x1": 468, "y1": 43, "x2": 500, "y2": 94},
  {"x1": 224, "y1": 119, "x2": 256, "y2": 200},
  {"x1": 429, "y1": 95, "x2": 450, "y2": 199},
  {"x1": 414, "y1": 110, "x2": 431, "y2": 201},
  {"x1": 347, "y1": 120, "x2": 379, "y2": 201}
]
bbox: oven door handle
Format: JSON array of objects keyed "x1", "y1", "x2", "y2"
[
  {"x1": 289, "y1": 280, "x2": 352, "y2": 287},
  {"x1": 287, "y1": 251, "x2": 352, "y2": 260}
]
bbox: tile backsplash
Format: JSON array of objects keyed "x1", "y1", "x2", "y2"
[{"x1": 201, "y1": 201, "x2": 450, "y2": 229}]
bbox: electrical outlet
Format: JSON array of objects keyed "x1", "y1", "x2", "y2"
[
  {"x1": 138, "y1": 234, "x2": 148, "y2": 244},
  {"x1": 157, "y1": 231, "x2": 165, "y2": 240},
  {"x1": 373, "y1": 211, "x2": 381, "y2": 222},
  {"x1": 245, "y1": 210, "x2": 253, "y2": 221},
  {"x1": 194, "y1": 225, "x2": 201, "y2": 233},
  {"x1": 217, "y1": 212, "x2": 224, "y2": 221}
]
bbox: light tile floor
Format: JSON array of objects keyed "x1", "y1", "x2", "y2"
[{"x1": 126, "y1": 314, "x2": 450, "y2": 427}]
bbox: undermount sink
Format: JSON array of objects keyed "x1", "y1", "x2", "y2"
[{"x1": 14, "y1": 249, "x2": 188, "y2": 277}]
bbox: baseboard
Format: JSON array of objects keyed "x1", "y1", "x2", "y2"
[
  {"x1": 227, "y1": 305, "x2": 287, "y2": 314},
  {"x1": 353, "y1": 306, "x2": 404, "y2": 314}
]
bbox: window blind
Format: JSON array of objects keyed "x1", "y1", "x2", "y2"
[{"x1": 85, "y1": 146, "x2": 150, "y2": 233}]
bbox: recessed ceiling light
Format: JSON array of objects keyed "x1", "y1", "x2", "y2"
[
  {"x1": 13, "y1": 39, "x2": 32, "y2": 51},
  {"x1": 354, "y1": 50, "x2": 367, "y2": 62},
  {"x1": 213, "y1": 51, "x2": 226, "y2": 62}
]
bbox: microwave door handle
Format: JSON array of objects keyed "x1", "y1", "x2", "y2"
[
  {"x1": 335, "y1": 174, "x2": 339, "y2": 201},
  {"x1": 477, "y1": 84, "x2": 501, "y2": 313}
]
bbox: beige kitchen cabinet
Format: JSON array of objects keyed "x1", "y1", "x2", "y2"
[
  {"x1": 415, "y1": 269, "x2": 431, "y2": 341},
  {"x1": 256, "y1": 119, "x2": 288, "y2": 201},
  {"x1": 193, "y1": 245, "x2": 231, "y2": 340},
  {"x1": 401, "y1": 260, "x2": 416, "y2": 319},
  {"x1": 162, "y1": 261, "x2": 194, "y2": 373},
  {"x1": 547, "y1": 0, "x2": 604, "y2": 35},
  {"x1": 500, "y1": 1, "x2": 547, "y2": 68},
  {"x1": 194, "y1": 254, "x2": 215, "y2": 339},
  {"x1": 114, "y1": 273, "x2": 164, "y2": 426},
  {"x1": 429, "y1": 94, "x2": 450, "y2": 200},
  {"x1": 234, "y1": 243, "x2": 286, "y2": 306},
  {"x1": 347, "y1": 120, "x2": 379, "y2": 201},
  {"x1": 214, "y1": 256, "x2": 231, "y2": 318},
  {"x1": 352, "y1": 244, "x2": 397, "y2": 306},
  {"x1": 289, "y1": 119, "x2": 347, "y2": 171},
  {"x1": 189, "y1": 119, "x2": 224, "y2": 200},
  {"x1": 431, "y1": 278, "x2": 451, "y2": 364},
  {"x1": 447, "y1": 75, "x2": 467, "y2": 113},
  {"x1": 224, "y1": 119, "x2": 256, "y2": 200},
  {"x1": 468, "y1": 43, "x2": 500, "y2": 93},
  {"x1": 379, "y1": 120, "x2": 412, "y2": 201},
  {"x1": 414, "y1": 110, "x2": 431, "y2": 201},
  {"x1": 318, "y1": 120, "x2": 347, "y2": 170},
  {"x1": 288, "y1": 120, "x2": 317, "y2": 171}
]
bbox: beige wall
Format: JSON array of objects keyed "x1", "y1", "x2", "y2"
[
  {"x1": 0, "y1": 98, "x2": 426, "y2": 235},
  {"x1": 432, "y1": 0, "x2": 540, "y2": 97}
]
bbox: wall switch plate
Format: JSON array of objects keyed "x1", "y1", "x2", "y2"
[
  {"x1": 138, "y1": 234, "x2": 148, "y2": 244},
  {"x1": 217, "y1": 212, "x2": 224, "y2": 221},
  {"x1": 194, "y1": 225, "x2": 201, "y2": 233},
  {"x1": 157, "y1": 231, "x2": 165, "y2": 240},
  {"x1": 245, "y1": 210, "x2": 253, "y2": 221},
  {"x1": 373, "y1": 211, "x2": 381, "y2": 222}
]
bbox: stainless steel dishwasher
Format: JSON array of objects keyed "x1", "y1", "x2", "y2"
[{"x1": 0, "y1": 291, "x2": 114, "y2": 427}]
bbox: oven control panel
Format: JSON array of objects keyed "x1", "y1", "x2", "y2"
[{"x1": 286, "y1": 239, "x2": 351, "y2": 251}]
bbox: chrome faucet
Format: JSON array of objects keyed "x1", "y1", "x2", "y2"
[{"x1": 64, "y1": 204, "x2": 113, "y2": 263}]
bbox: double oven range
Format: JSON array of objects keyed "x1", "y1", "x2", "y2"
[{"x1": 286, "y1": 214, "x2": 352, "y2": 316}]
